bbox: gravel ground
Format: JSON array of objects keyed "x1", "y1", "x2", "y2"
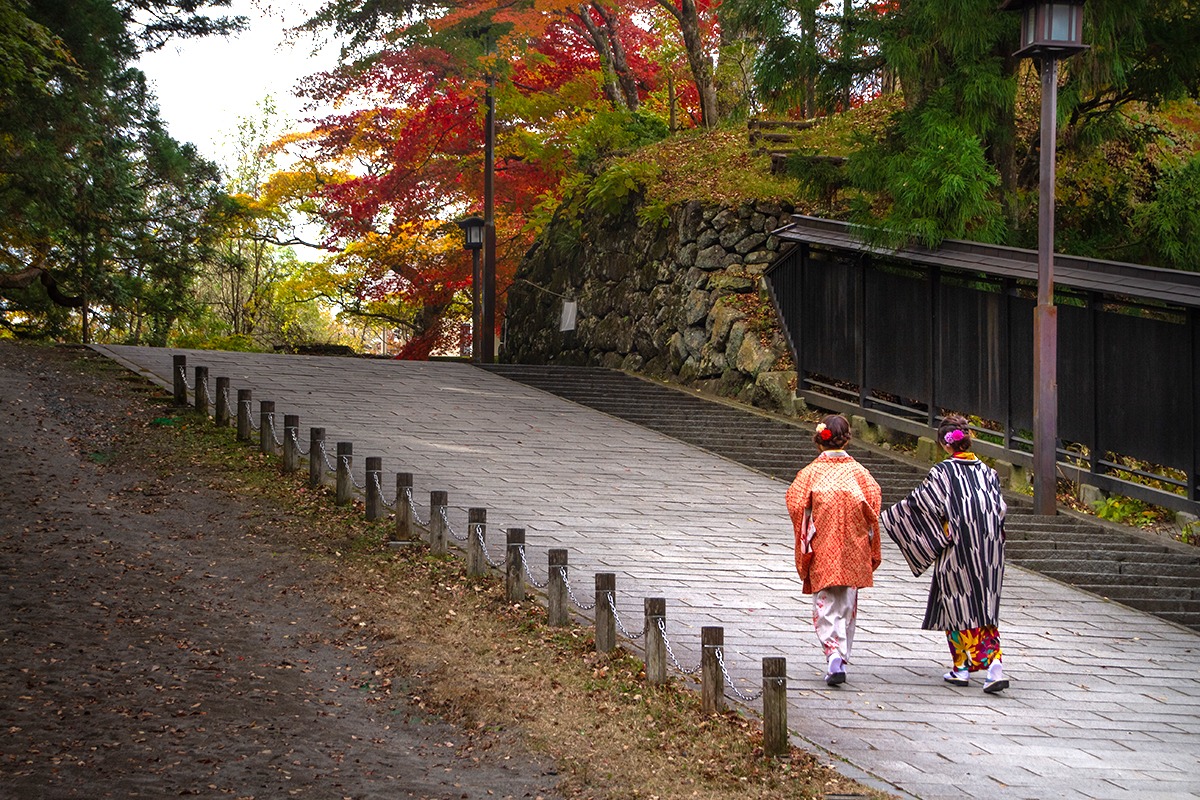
[{"x1": 0, "y1": 342, "x2": 561, "y2": 800}]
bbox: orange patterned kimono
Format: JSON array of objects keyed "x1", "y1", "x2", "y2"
[{"x1": 786, "y1": 452, "x2": 883, "y2": 593}]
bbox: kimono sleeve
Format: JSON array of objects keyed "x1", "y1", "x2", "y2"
[{"x1": 880, "y1": 468, "x2": 951, "y2": 577}]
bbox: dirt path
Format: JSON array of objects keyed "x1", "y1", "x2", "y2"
[{"x1": 0, "y1": 343, "x2": 560, "y2": 799}]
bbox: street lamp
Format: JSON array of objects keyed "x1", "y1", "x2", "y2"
[
  {"x1": 457, "y1": 215, "x2": 485, "y2": 362},
  {"x1": 1001, "y1": 0, "x2": 1088, "y2": 515}
]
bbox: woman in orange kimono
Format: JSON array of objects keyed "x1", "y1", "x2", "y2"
[{"x1": 786, "y1": 415, "x2": 882, "y2": 686}]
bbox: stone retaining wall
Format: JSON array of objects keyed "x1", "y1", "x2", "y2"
[{"x1": 504, "y1": 198, "x2": 802, "y2": 415}]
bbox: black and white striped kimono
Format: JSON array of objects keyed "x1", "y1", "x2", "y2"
[{"x1": 880, "y1": 456, "x2": 1006, "y2": 631}]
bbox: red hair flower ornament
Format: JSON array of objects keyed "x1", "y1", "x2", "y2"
[
  {"x1": 816, "y1": 422, "x2": 832, "y2": 441},
  {"x1": 944, "y1": 429, "x2": 968, "y2": 445}
]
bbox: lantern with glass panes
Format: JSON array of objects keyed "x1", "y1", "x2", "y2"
[{"x1": 1001, "y1": 0, "x2": 1088, "y2": 58}]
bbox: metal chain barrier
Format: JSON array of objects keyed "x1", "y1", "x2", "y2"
[
  {"x1": 403, "y1": 487, "x2": 427, "y2": 527},
  {"x1": 518, "y1": 546, "x2": 548, "y2": 589},
  {"x1": 559, "y1": 566, "x2": 596, "y2": 611},
  {"x1": 317, "y1": 439, "x2": 338, "y2": 473},
  {"x1": 607, "y1": 592, "x2": 645, "y2": 641},
  {"x1": 715, "y1": 646, "x2": 764, "y2": 702},
  {"x1": 177, "y1": 364, "x2": 192, "y2": 391},
  {"x1": 241, "y1": 399, "x2": 261, "y2": 431},
  {"x1": 437, "y1": 506, "x2": 469, "y2": 541},
  {"x1": 658, "y1": 618, "x2": 701, "y2": 675},
  {"x1": 340, "y1": 455, "x2": 365, "y2": 490},
  {"x1": 473, "y1": 523, "x2": 504, "y2": 569},
  {"x1": 267, "y1": 413, "x2": 283, "y2": 447},
  {"x1": 288, "y1": 427, "x2": 311, "y2": 456},
  {"x1": 371, "y1": 472, "x2": 397, "y2": 509},
  {"x1": 221, "y1": 385, "x2": 231, "y2": 416}
]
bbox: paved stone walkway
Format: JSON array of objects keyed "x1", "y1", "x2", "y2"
[{"x1": 95, "y1": 346, "x2": 1200, "y2": 800}]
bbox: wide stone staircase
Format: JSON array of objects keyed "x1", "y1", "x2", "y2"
[{"x1": 482, "y1": 363, "x2": 1200, "y2": 632}]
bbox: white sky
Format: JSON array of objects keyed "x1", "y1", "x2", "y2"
[{"x1": 137, "y1": 0, "x2": 341, "y2": 168}]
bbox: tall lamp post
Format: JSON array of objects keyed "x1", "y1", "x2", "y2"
[
  {"x1": 1001, "y1": 0, "x2": 1088, "y2": 516},
  {"x1": 457, "y1": 215, "x2": 486, "y2": 362}
]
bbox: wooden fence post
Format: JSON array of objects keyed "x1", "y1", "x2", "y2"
[
  {"x1": 547, "y1": 549, "x2": 568, "y2": 627},
  {"x1": 394, "y1": 473, "x2": 414, "y2": 539},
  {"x1": 214, "y1": 377, "x2": 230, "y2": 427},
  {"x1": 505, "y1": 528, "x2": 525, "y2": 602},
  {"x1": 282, "y1": 415, "x2": 300, "y2": 473},
  {"x1": 335, "y1": 442, "x2": 353, "y2": 505},
  {"x1": 308, "y1": 427, "x2": 325, "y2": 488},
  {"x1": 645, "y1": 598, "x2": 667, "y2": 684},
  {"x1": 595, "y1": 573, "x2": 616, "y2": 653},
  {"x1": 172, "y1": 354, "x2": 187, "y2": 406},
  {"x1": 236, "y1": 389, "x2": 251, "y2": 442},
  {"x1": 701, "y1": 626, "x2": 725, "y2": 714},
  {"x1": 365, "y1": 456, "x2": 382, "y2": 521},
  {"x1": 467, "y1": 508, "x2": 487, "y2": 576},
  {"x1": 762, "y1": 657, "x2": 788, "y2": 757},
  {"x1": 429, "y1": 491, "x2": 448, "y2": 554},
  {"x1": 258, "y1": 401, "x2": 276, "y2": 456},
  {"x1": 193, "y1": 366, "x2": 209, "y2": 414}
]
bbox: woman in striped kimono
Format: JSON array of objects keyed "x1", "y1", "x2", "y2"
[{"x1": 880, "y1": 415, "x2": 1009, "y2": 694}]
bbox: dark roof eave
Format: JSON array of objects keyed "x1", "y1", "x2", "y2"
[{"x1": 770, "y1": 215, "x2": 1200, "y2": 309}]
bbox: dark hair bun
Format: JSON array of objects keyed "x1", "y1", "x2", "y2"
[{"x1": 813, "y1": 414, "x2": 851, "y2": 448}]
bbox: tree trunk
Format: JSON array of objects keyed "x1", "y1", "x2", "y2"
[
  {"x1": 593, "y1": 3, "x2": 640, "y2": 111},
  {"x1": 576, "y1": 6, "x2": 627, "y2": 110},
  {"x1": 655, "y1": 0, "x2": 719, "y2": 127}
]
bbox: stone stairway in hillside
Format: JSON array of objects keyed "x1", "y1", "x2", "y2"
[{"x1": 482, "y1": 363, "x2": 1200, "y2": 632}]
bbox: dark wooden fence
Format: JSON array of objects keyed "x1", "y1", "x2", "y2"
[{"x1": 767, "y1": 216, "x2": 1200, "y2": 515}]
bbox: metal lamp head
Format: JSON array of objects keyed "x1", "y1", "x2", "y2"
[
  {"x1": 457, "y1": 216, "x2": 485, "y2": 251},
  {"x1": 1001, "y1": 0, "x2": 1088, "y2": 59}
]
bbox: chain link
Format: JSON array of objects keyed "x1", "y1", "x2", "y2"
[
  {"x1": 607, "y1": 592, "x2": 645, "y2": 641},
  {"x1": 177, "y1": 364, "x2": 192, "y2": 391},
  {"x1": 404, "y1": 487, "x2": 428, "y2": 527},
  {"x1": 267, "y1": 413, "x2": 283, "y2": 447},
  {"x1": 658, "y1": 618, "x2": 701, "y2": 675},
  {"x1": 518, "y1": 546, "x2": 548, "y2": 589},
  {"x1": 371, "y1": 472, "x2": 397, "y2": 509},
  {"x1": 559, "y1": 566, "x2": 596, "y2": 611},
  {"x1": 340, "y1": 455, "x2": 365, "y2": 490},
  {"x1": 288, "y1": 427, "x2": 311, "y2": 456},
  {"x1": 473, "y1": 523, "x2": 504, "y2": 569},
  {"x1": 317, "y1": 439, "x2": 338, "y2": 473},
  {"x1": 439, "y1": 506, "x2": 470, "y2": 541},
  {"x1": 714, "y1": 646, "x2": 764, "y2": 702},
  {"x1": 241, "y1": 399, "x2": 261, "y2": 431},
  {"x1": 221, "y1": 385, "x2": 231, "y2": 416}
]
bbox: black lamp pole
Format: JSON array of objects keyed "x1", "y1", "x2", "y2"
[
  {"x1": 1002, "y1": 0, "x2": 1088, "y2": 515},
  {"x1": 482, "y1": 72, "x2": 496, "y2": 364},
  {"x1": 457, "y1": 216, "x2": 485, "y2": 362}
]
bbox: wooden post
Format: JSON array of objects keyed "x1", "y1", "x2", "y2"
[
  {"x1": 429, "y1": 491, "x2": 448, "y2": 554},
  {"x1": 395, "y1": 473, "x2": 414, "y2": 539},
  {"x1": 762, "y1": 657, "x2": 788, "y2": 757},
  {"x1": 259, "y1": 401, "x2": 275, "y2": 456},
  {"x1": 214, "y1": 377, "x2": 230, "y2": 427},
  {"x1": 595, "y1": 573, "x2": 616, "y2": 653},
  {"x1": 645, "y1": 597, "x2": 667, "y2": 685},
  {"x1": 335, "y1": 442, "x2": 353, "y2": 505},
  {"x1": 172, "y1": 354, "x2": 187, "y2": 406},
  {"x1": 467, "y1": 508, "x2": 487, "y2": 576},
  {"x1": 547, "y1": 549, "x2": 568, "y2": 627},
  {"x1": 702, "y1": 626, "x2": 725, "y2": 714},
  {"x1": 365, "y1": 456, "x2": 382, "y2": 521},
  {"x1": 236, "y1": 389, "x2": 252, "y2": 442},
  {"x1": 505, "y1": 528, "x2": 525, "y2": 602},
  {"x1": 193, "y1": 366, "x2": 208, "y2": 414},
  {"x1": 308, "y1": 427, "x2": 325, "y2": 488},
  {"x1": 282, "y1": 415, "x2": 300, "y2": 473}
]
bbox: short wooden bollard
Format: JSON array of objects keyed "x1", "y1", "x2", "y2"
[
  {"x1": 365, "y1": 457, "x2": 383, "y2": 521},
  {"x1": 467, "y1": 508, "x2": 487, "y2": 576},
  {"x1": 701, "y1": 626, "x2": 725, "y2": 714},
  {"x1": 595, "y1": 573, "x2": 616, "y2": 653},
  {"x1": 505, "y1": 528, "x2": 525, "y2": 602},
  {"x1": 762, "y1": 657, "x2": 788, "y2": 757},
  {"x1": 214, "y1": 377, "x2": 230, "y2": 427},
  {"x1": 193, "y1": 366, "x2": 209, "y2": 414},
  {"x1": 394, "y1": 473, "x2": 414, "y2": 539},
  {"x1": 308, "y1": 427, "x2": 325, "y2": 488},
  {"x1": 282, "y1": 415, "x2": 300, "y2": 473},
  {"x1": 236, "y1": 389, "x2": 252, "y2": 442},
  {"x1": 335, "y1": 442, "x2": 353, "y2": 505},
  {"x1": 429, "y1": 491, "x2": 448, "y2": 554},
  {"x1": 259, "y1": 401, "x2": 276, "y2": 456},
  {"x1": 172, "y1": 355, "x2": 187, "y2": 406},
  {"x1": 645, "y1": 598, "x2": 667, "y2": 684},
  {"x1": 547, "y1": 549, "x2": 569, "y2": 627}
]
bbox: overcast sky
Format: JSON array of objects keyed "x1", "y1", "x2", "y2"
[{"x1": 137, "y1": 0, "x2": 340, "y2": 167}]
